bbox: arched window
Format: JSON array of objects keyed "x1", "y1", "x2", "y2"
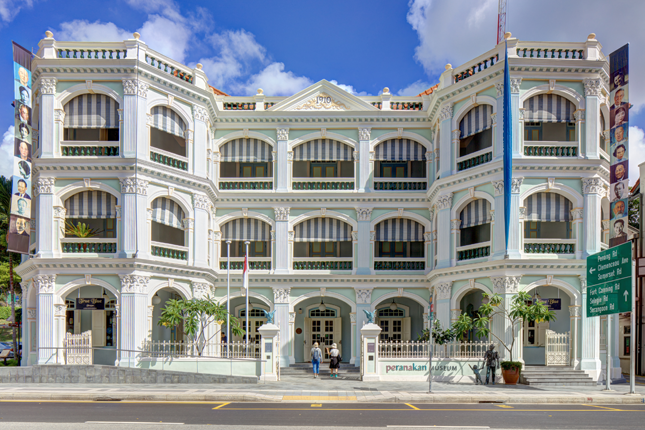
[
  {"x1": 374, "y1": 139, "x2": 426, "y2": 179},
  {"x1": 293, "y1": 218, "x2": 352, "y2": 259},
  {"x1": 64, "y1": 94, "x2": 119, "y2": 142},
  {"x1": 374, "y1": 218, "x2": 425, "y2": 258},
  {"x1": 63, "y1": 190, "x2": 118, "y2": 244},
  {"x1": 292, "y1": 139, "x2": 354, "y2": 181},
  {"x1": 459, "y1": 199, "x2": 492, "y2": 246},
  {"x1": 219, "y1": 138, "x2": 273, "y2": 179},
  {"x1": 523, "y1": 192, "x2": 573, "y2": 239},
  {"x1": 220, "y1": 218, "x2": 272, "y2": 258},
  {"x1": 150, "y1": 106, "x2": 186, "y2": 157},
  {"x1": 523, "y1": 94, "x2": 576, "y2": 142},
  {"x1": 150, "y1": 197, "x2": 186, "y2": 247},
  {"x1": 459, "y1": 104, "x2": 493, "y2": 158}
]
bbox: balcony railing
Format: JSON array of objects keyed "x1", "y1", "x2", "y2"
[
  {"x1": 371, "y1": 102, "x2": 382, "y2": 109},
  {"x1": 374, "y1": 178, "x2": 427, "y2": 191},
  {"x1": 457, "y1": 242, "x2": 491, "y2": 261},
  {"x1": 264, "y1": 102, "x2": 276, "y2": 110},
  {"x1": 220, "y1": 257, "x2": 272, "y2": 271},
  {"x1": 523, "y1": 239, "x2": 576, "y2": 255},
  {"x1": 457, "y1": 148, "x2": 493, "y2": 172},
  {"x1": 219, "y1": 177, "x2": 273, "y2": 190},
  {"x1": 61, "y1": 238, "x2": 117, "y2": 254},
  {"x1": 151, "y1": 241, "x2": 188, "y2": 261},
  {"x1": 61, "y1": 141, "x2": 119, "y2": 157},
  {"x1": 517, "y1": 47, "x2": 584, "y2": 59},
  {"x1": 374, "y1": 258, "x2": 425, "y2": 271},
  {"x1": 293, "y1": 258, "x2": 353, "y2": 271},
  {"x1": 57, "y1": 47, "x2": 126, "y2": 59},
  {"x1": 223, "y1": 102, "x2": 256, "y2": 110},
  {"x1": 454, "y1": 54, "x2": 499, "y2": 83},
  {"x1": 145, "y1": 54, "x2": 193, "y2": 83},
  {"x1": 292, "y1": 177, "x2": 354, "y2": 191},
  {"x1": 390, "y1": 102, "x2": 423, "y2": 111},
  {"x1": 150, "y1": 148, "x2": 189, "y2": 171},
  {"x1": 523, "y1": 142, "x2": 577, "y2": 157}
]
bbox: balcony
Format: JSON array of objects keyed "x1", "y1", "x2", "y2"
[
  {"x1": 145, "y1": 53, "x2": 193, "y2": 83},
  {"x1": 61, "y1": 238, "x2": 117, "y2": 255},
  {"x1": 456, "y1": 242, "x2": 491, "y2": 262},
  {"x1": 220, "y1": 257, "x2": 272, "y2": 271},
  {"x1": 293, "y1": 258, "x2": 353, "y2": 271},
  {"x1": 150, "y1": 148, "x2": 188, "y2": 171},
  {"x1": 373, "y1": 177, "x2": 427, "y2": 191},
  {"x1": 523, "y1": 239, "x2": 576, "y2": 255},
  {"x1": 374, "y1": 257, "x2": 425, "y2": 271},
  {"x1": 151, "y1": 241, "x2": 188, "y2": 261},
  {"x1": 61, "y1": 141, "x2": 119, "y2": 157},
  {"x1": 219, "y1": 177, "x2": 273, "y2": 190},
  {"x1": 456, "y1": 148, "x2": 492, "y2": 172},
  {"x1": 524, "y1": 142, "x2": 578, "y2": 157},
  {"x1": 292, "y1": 177, "x2": 354, "y2": 191}
]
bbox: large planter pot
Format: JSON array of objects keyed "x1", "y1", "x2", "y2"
[{"x1": 502, "y1": 367, "x2": 520, "y2": 385}]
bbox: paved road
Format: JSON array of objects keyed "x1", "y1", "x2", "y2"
[{"x1": 1, "y1": 401, "x2": 644, "y2": 429}]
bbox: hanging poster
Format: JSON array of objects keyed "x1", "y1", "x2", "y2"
[
  {"x1": 609, "y1": 44, "x2": 629, "y2": 248},
  {"x1": 7, "y1": 42, "x2": 33, "y2": 254}
]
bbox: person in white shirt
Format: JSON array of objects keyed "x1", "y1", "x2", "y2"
[
  {"x1": 327, "y1": 343, "x2": 341, "y2": 378},
  {"x1": 310, "y1": 342, "x2": 322, "y2": 379}
]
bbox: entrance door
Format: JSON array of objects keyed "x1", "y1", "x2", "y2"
[
  {"x1": 304, "y1": 317, "x2": 342, "y2": 362},
  {"x1": 377, "y1": 318, "x2": 411, "y2": 342}
]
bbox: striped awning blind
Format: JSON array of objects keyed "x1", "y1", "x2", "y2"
[
  {"x1": 460, "y1": 199, "x2": 492, "y2": 229},
  {"x1": 151, "y1": 106, "x2": 186, "y2": 137},
  {"x1": 374, "y1": 139, "x2": 427, "y2": 161},
  {"x1": 525, "y1": 192, "x2": 573, "y2": 222},
  {"x1": 220, "y1": 138, "x2": 273, "y2": 162},
  {"x1": 64, "y1": 191, "x2": 117, "y2": 219},
  {"x1": 523, "y1": 94, "x2": 575, "y2": 123},
  {"x1": 151, "y1": 197, "x2": 185, "y2": 229},
  {"x1": 375, "y1": 218, "x2": 425, "y2": 242},
  {"x1": 64, "y1": 94, "x2": 119, "y2": 129},
  {"x1": 294, "y1": 218, "x2": 352, "y2": 242},
  {"x1": 293, "y1": 139, "x2": 353, "y2": 161},
  {"x1": 221, "y1": 218, "x2": 271, "y2": 241},
  {"x1": 459, "y1": 105, "x2": 493, "y2": 138}
]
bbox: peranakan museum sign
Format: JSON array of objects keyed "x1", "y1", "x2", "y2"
[
  {"x1": 7, "y1": 42, "x2": 33, "y2": 254},
  {"x1": 379, "y1": 360, "x2": 476, "y2": 382}
]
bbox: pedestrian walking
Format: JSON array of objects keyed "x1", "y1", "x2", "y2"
[
  {"x1": 483, "y1": 344, "x2": 499, "y2": 385},
  {"x1": 310, "y1": 342, "x2": 322, "y2": 378},
  {"x1": 327, "y1": 343, "x2": 341, "y2": 378}
]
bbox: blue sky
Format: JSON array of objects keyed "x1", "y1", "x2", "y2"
[{"x1": 1, "y1": 0, "x2": 644, "y2": 181}]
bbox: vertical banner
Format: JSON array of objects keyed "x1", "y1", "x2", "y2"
[
  {"x1": 609, "y1": 44, "x2": 629, "y2": 248},
  {"x1": 503, "y1": 40, "x2": 512, "y2": 253},
  {"x1": 8, "y1": 42, "x2": 33, "y2": 254}
]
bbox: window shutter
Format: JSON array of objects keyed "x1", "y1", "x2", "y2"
[
  {"x1": 403, "y1": 317, "x2": 411, "y2": 341},
  {"x1": 333, "y1": 317, "x2": 342, "y2": 358},
  {"x1": 92, "y1": 310, "x2": 106, "y2": 347}
]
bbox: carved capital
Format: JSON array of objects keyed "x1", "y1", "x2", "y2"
[
  {"x1": 192, "y1": 282, "x2": 212, "y2": 299},
  {"x1": 491, "y1": 112, "x2": 497, "y2": 125},
  {"x1": 424, "y1": 232, "x2": 433, "y2": 242},
  {"x1": 193, "y1": 194, "x2": 210, "y2": 210},
  {"x1": 519, "y1": 207, "x2": 526, "y2": 220},
  {"x1": 451, "y1": 219, "x2": 461, "y2": 230},
  {"x1": 34, "y1": 275, "x2": 56, "y2": 294},
  {"x1": 490, "y1": 276, "x2": 521, "y2": 294},
  {"x1": 351, "y1": 231, "x2": 358, "y2": 241},
  {"x1": 495, "y1": 82, "x2": 504, "y2": 97},
  {"x1": 583, "y1": 78, "x2": 602, "y2": 97},
  {"x1": 40, "y1": 78, "x2": 57, "y2": 95},
  {"x1": 451, "y1": 309, "x2": 461, "y2": 321},
  {"x1": 53, "y1": 206, "x2": 66, "y2": 219},
  {"x1": 119, "y1": 275, "x2": 150, "y2": 294},
  {"x1": 358, "y1": 128, "x2": 371, "y2": 141},
  {"x1": 436, "y1": 282, "x2": 452, "y2": 300},
  {"x1": 182, "y1": 218, "x2": 194, "y2": 230},
  {"x1": 574, "y1": 109, "x2": 585, "y2": 122},
  {"x1": 27, "y1": 308, "x2": 37, "y2": 319},
  {"x1": 274, "y1": 207, "x2": 290, "y2": 221},
  {"x1": 582, "y1": 177, "x2": 604, "y2": 195},
  {"x1": 492, "y1": 180, "x2": 504, "y2": 196},
  {"x1": 602, "y1": 220, "x2": 609, "y2": 230},
  {"x1": 369, "y1": 231, "x2": 376, "y2": 241},
  {"x1": 511, "y1": 177, "x2": 524, "y2": 194},
  {"x1": 355, "y1": 288, "x2": 373, "y2": 304},
  {"x1": 120, "y1": 178, "x2": 148, "y2": 195},
  {"x1": 193, "y1": 105, "x2": 209, "y2": 122},
  {"x1": 571, "y1": 208, "x2": 584, "y2": 220},
  {"x1": 569, "y1": 305, "x2": 581, "y2": 317},
  {"x1": 452, "y1": 129, "x2": 461, "y2": 141},
  {"x1": 439, "y1": 104, "x2": 453, "y2": 121},
  {"x1": 273, "y1": 288, "x2": 290, "y2": 304},
  {"x1": 349, "y1": 312, "x2": 357, "y2": 323},
  {"x1": 277, "y1": 128, "x2": 289, "y2": 141},
  {"x1": 355, "y1": 207, "x2": 373, "y2": 221},
  {"x1": 122, "y1": 79, "x2": 148, "y2": 97},
  {"x1": 510, "y1": 78, "x2": 522, "y2": 94},
  {"x1": 34, "y1": 177, "x2": 55, "y2": 196},
  {"x1": 436, "y1": 193, "x2": 453, "y2": 210},
  {"x1": 579, "y1": 276, "x2": 587, "y2": 293}
]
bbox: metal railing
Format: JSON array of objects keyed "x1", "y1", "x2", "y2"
[
  {"x1": 64, "y1": 330, "x2": 93, "y2": 364},
  {"x1": 141, "y1": 340, "x2": 260, "y2": 359},
  {"x1": 545, "y1": 330, "x2": 570, "y2": 366},
  {"x1": 378, "y1": 340, "x2": 495, "y2": 359}
]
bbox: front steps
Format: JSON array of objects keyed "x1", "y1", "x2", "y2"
[
  {"x1": 281, "y1": 363, "x2": 361, "y2": 380},
  {"x1": 520, "y1": 366, "x2": 596, "y2": 386}
]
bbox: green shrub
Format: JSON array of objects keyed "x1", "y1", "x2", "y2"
[{"x1": 0, "y1": 306, "x2": 21, "y2": 321}]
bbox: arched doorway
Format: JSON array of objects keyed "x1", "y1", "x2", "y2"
[
  {"x1": 458, "y1": 290, "x2": 489, "y2": 343},
  {"x1": 371, "y1": 296, "x2": 426, "y2": 343},
  {"x1": 149, "y1": 286, "x2": 190, "y2": 345}
]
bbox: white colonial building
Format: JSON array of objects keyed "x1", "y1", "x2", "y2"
[{"x1": 17, "y1": 31, "x2": 619, "y2": 381}]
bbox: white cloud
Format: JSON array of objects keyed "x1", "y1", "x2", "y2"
[
  {"x1": 397, "y1": 80, "x2": 432, "y2": 96},
  {"x1": 329, "y1": 80, "x2": 369, "y2": 96},
  {"x1": 0, "y1": 125, "x2": 14, "y2": 179},
  {"x1": 123, "y1": 0, "x2": 185, "y2": 23},
  {"x1": 57, "y1": 20, "x2": 131, "y2": 43},
  {"x1": 241, "y1": 63, "x2": 313, "y2": 96},
  {"x1": 407, "y1": 0, "x2": 645, "y2": 111},
  {"x1": 0, "y1": 0, "x2": 33, "y2": 24},
  {"x1": 629, "y1": 126, "x2": 645, "y2": 186}
]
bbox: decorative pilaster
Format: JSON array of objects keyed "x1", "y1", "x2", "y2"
[
  {"x1": 490, "y1": 275, "x2": 522, "y2": 361},
  {"x1": 122, "y1": 79, "x2": 149, "y2": 158},
  {"x1": 119, "y1": 274, "x2": 150, "y2": 367},
  {"x1": 193, "y1": 193, "x2": 210, "y2": 268},
  {"x1": 506, "y1": 177, "x2": 523, "y2": 258},
  {"x1": 510, "y1": 78, "x2": 522, "y2": 157},
  {"x1": 580, "y1": 275, "x2": 601, "y2": 380},
  {"x1": 120, "y1": 178, "x2": 149, "y2": 258},
  {"x1": 439, "y1": 104, "x2": 453, "y2": 178},
  {"x1": 358, "y1": 128, "x2": 371, "y2": 192},
  {"x1": 491, "y1": 180, "x2": 505, "y2": 259},
  {"x1": 355, "y1": 207, "x2": 373, "y2": 275},
  {"x1": 274, "y1": 207, "x2": 290, "y2": 274},
  {"x1": 39, "y1": 78, "x2": 57, "y2": 158},
  {"x1": 276, "y1": 128, "x2": 289, "y2": 192},
  {"x1": 355, "y1": 287, "x2": 373, "y2": 365},
  {"x1": 584, "y1": 78, "x2": 602, "y2": 159},
  {"x1": 435, "y1": 193, "x2": 453, "y2": 269},
  {"x1": 271, "y1": 287, "x2": 291, "y2": 367},
  {"x1": 569, "y1": 305, "x2": 581, "y2": 369},
  {"x1": 435, "y1": 281, "x2": 452, "y2": 328},
  {"x1": 35, "y1": 274, "x2": 56, "y2": 364},
  {"x1": 193, "y1": 105, "x2": 209, "y2": 177},
  {"x1": 34, "y1": 178, "x2": 56, "y2": 258},
  {"x1": 582, "y1": 177, "x2": 603, "y2": 258}
]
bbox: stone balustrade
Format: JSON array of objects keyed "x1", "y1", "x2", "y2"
[
  {"x1": 293, "y1": 260, "x2": 353, "y2": 271},
  {"x1": 457, "y1": 243, "x2": 491, "y2": 261},
  {"x1": 457, "y1": 149, "x2": 493, "y2": 171},
  {"x1": 150, "y1": 149, "x2": 189, "y2": 171},
  {"x1": 524, "y1": 144, "x2": 577, "y2": 157},
  {"x1": 61, "y1": 143, "x2": 119, "y2": 157},
  {"x1": 151, "y1": 242, "x2": 188, "y2": 260},
  {"x1": 61, "y1": 239, "x2": 117, "y2": 254},
  {"x1": 373, "y1": 178, "x2": 427, "y2": 191},
  {"x1": 292, "y1": 178, "x2": 354, "y2": 191},
  {"x1": 374, "y1": 259, "x2": 425, "y2": 271},
  {"x1": 145, "y1": 54, "x2": 193, "y2": 83},
  {"x1": 219, "y1": 178, "x2": 273, "y2": 190}
]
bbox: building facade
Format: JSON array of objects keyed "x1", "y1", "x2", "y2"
[{"x1": 17, "y1": 31, "x2": 619, "y2": 380}]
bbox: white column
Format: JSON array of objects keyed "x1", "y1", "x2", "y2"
[
  {"x1": 582, "y1": 178, "x2": 603, "y2": 258},
  {"x1": 119, "y1": 275, "x2": 150, "y2": 367},
  {"x1": 583, "y1": 79, "x2": 601, "y2": 159},
  {"x1": 439, "y1": 105, "x2": 453, "y2": 178},
  {"x1": 450, "y1": 219, "x2": 460, "y2": 266},
  {"x1": 258, "y1": 323, "x2": 280, "y2": 381},
  {"x1": 355, "y1": 288, "x2": 373, "y2": 366},
  {"x1": 25, "y1": 303, "x2": 36, "y2": 366},
  {"x1": 349, "y1": 312, "x2": 357, "y2": 364},
  {"x1": 361, "y1": 323, "x2": 382, "y2": 381},
  {"x1": 569, "y1": 305, "x2": 581, "y2": 369},
  {"x1": 354, "y1": 150, "x2": 360, "y2": 191},
  {"x1": 356, "y1": 208, "x2": 373, "y2": 275},
  {"x1": 276, "y1": 128, "x2": 289, "y2": 192},
  {"x1": 272, "y1": 288, "x2": 291, "y2": 367},
  {"x1": 358, "y1": 128, "x2": 371, "y2": 192},
  {"x1": 115, "y1": 205, "x2": 123, "y2": 257},
  {"x1": 435, "y1": 193, "x2": 452, "y2": 269},
  {"x1": 53, "y1": 303, "x2": 66, "y2": 364},
  {"x1": 451, "y1": 129, "x2": 460, "y2": 175},
  {"x1": 274, "y1": 207, "x2": 290, "y2": 274},
  {"x1": 34, "y1": 178, "x2": 55, "y2": 258},
  {"x1": 193, "y1": 194, "x2": 210, "y2": 268},
  {"x1": 120, "y1": 178, "x2": 149, "y2": 259},
  {"x1": 507, "y1": 178, "x2": 523, "y2": 259},
  {"x1": 510, "y1": 78, "x2": 522, "y2": 157},
  {"x1": 580, "y1": 276, "x2": 601, "y2": 380},
  {"x1": 193, "y1": 105, "x2": 209, "y2": 178},
  {"x1": 424, "y1": 231, "x2": 434, "y2": 271},
  {"x1": 289, "y1": 311, "x2": 296, "y2": 364},
  {"x1": 121, "y1": 79, "x2": 149, "y2": 159},
  {"x1": 490, "y1": 276, "x2": 523, "y2": 363},
  {"x1": 35, "y1": 275, "x2": 56, "y2": 365},
  {"x1": 38, "y1": 78, "x2": 57, "y2": 158},
  {"x1": 435, "y1": 282, "x2": 452, "y2": 329},
  {"x1": 610, "y1": 313, "x2": 622, "y2": 379},
  {"x1": 491, "y1": 180, "x2": 505, "y2": 259},
  {"x1": 494, "y1": 82, "x2": 504, "y2": 160},
  {"x1": 184, "y1": 218, "x2": 195, "y2": 265}
]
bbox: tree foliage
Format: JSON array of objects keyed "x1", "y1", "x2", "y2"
[{"x1": 417, "y1": 319, "x2": 458, "y2": 345}]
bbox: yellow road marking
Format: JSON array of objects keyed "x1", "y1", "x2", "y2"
[
  {"x1": 583, "y1": 404, "x2": 623, "y2": 411},
  {"x1": 405, "y1": 403, "x2": 420, "y2": 410},
  {"x1": 0, "y1": 400, "x2": 229, "y2": 405},
  {"x1": 218, "y1": 407, "x2": 644, "y2": 412},
  {"x1": 212, "y1": 402, "x2": 230, "y2": 410},
  {"x1": 282, "y1": 396, "x2": 357, "y2": 401},
  {"x1": 311, "y1": 404, "x2": 322, "y2": 407},
  {"x1": 496, "y1": 405, "x2": 513, "y2": 408}
]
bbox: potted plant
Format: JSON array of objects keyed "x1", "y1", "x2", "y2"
[
  {"x1": 65, "y1": 221, "x2": 103, "y2": 252},
  {"x1": 453, "y1": 291, "x2": 556, "y2": 385}
]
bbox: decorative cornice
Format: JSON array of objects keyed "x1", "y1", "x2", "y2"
[
  {"x1": 355, "y1": 288, "x2": 373, "y2": 304},
  {"x1": 492, "y1": 180, "x2": 504, "y2": 196},
  {"x1": 355, "y1": 207, "x2": 373, "y2": 221},
  {"x1": 40, "y1": 78, "x2": 57, "y2": 95},
  {"x1": 358, "y1": 128, "x2": 371, "y2": 141},
  {"x1": 119, "y1": 275, "x2": 150, "y2": 294},
  {"x1": 193, "y1": 194, "x2": 210, "y2": 210},
  {"x1": 122, "y1": 79, "x2": 149, "y2": 97},
  {"x1": 120, "y1": 178, "x2": 148, "y2": 195},
  {"x1": 274, "y1": 207, "x2": 290, "y2": 221},
  {"x1": 490, "y1": 276, "x2": 521, "y2": 294},
  {"x1": 436, "y1": 282, "x2": 452, "y2": 300},
  {"x1": 436, "y1": 193, "x2": 453, "y2": 210},
  {"x1": 34, "y1": 275, "x2": 56, "y2": 294},
  {"x1": 273, "y1": 287, "x2": 290, "y2": 303},
  {"x1": 582, "y1": 177, "x2": 604, "y2": 195},
  {"x1": 510, "y1": 78, "x2": 522, "y2": 94},
  {"x1": 277, "y1": 128, "x2": 289, "y2": 141},
  {"x1": 34, "y1": 177, "x2": 55, "y2": 196},
  {"x1": 511, "y1": 177, "x2": 523, "y2": 194},
  {"x1": 193, "y1": 105, "x2": 209, "y2": 122},
  {"x1": 583, "y1": 78, "x2": 602, "y2": 97}
]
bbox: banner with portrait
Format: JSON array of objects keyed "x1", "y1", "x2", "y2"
[
  {"x1": 609, "y1": 44, "x2": 629, "y2": 248},
  {"x1": 8, "y1": 42, "x2": 33, "y2": 254}
]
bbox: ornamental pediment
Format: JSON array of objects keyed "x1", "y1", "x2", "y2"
[
  {"x1": 294, "y1": 92, "x2": 348, "y2": 111},
  {"x1": 270, "y1": 80, "x2": 378, "y2": 112}
]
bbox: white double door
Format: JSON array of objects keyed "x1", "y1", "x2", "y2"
[{"x1": 304, "y1": 317, "x2": 341, "y2": 362}]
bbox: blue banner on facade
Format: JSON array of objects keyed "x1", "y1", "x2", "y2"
[{"x1": 503, "y1": 41, "x2": 512, "y2": 253}]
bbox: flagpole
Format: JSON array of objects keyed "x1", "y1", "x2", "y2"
[
  {"x1": 244, "y1": 241, "x2": 250, "y2": 349},
  {"x1": 226, "y1": 240, "x2": 231, "y2": 359}
]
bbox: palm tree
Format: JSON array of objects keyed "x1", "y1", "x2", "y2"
[{"x1": 0, "y1": 176, "x2": 19, "y2": 364}]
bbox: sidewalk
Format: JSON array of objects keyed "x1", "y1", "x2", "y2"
[{"x1": 1, "y1": 374, "x2": 645, "y2": 404}]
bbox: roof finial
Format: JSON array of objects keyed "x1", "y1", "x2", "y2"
[
  {"x1": 382, "y1": 87, "x2": 390, "y2": 95},
  {"x1": 504, "y1": 32, "x2": 512, "y2": 40},
  {"x1": 196, "y1": 63, "x2": 203, "y2": 70},
  {"x1": 587, "y1": 33, "x2": 596, "y2": 41},
  {"x1": 257, "y1": 88, "x2": 264, "y2": 95},
  {"x1": 133, "y1": 32, "x2": 140, "y2": 40},
  {"x1": 45, "y1": 31, "x2": 53, "y2": 39}
]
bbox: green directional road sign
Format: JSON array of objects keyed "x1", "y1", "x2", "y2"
[{"x1": 586, "y1": 242, "x2": 632, "y2": 317}]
